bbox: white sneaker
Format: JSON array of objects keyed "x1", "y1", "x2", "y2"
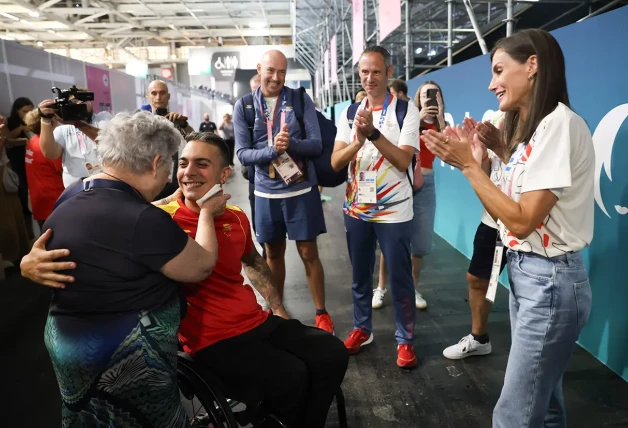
[
  {"x1": 443, "y1": 334, "x2": 492, "y2": 360},
  {"x1": 372, "y1": 288, "x2": 387, "y2": 309},
  {"x1": 415, "y1": 290, "x2": 427, "y2": 309}
]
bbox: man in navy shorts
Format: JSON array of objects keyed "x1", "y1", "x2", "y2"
[
  {"x1": 443, "y1": 147, "x2": 507, "y2": 359},
  {"x1": 234, "y1": 49, "x2": 333, "y2": 334}
]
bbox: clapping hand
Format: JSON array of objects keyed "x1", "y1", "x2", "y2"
[
  {"x1": 274, "y1": 123, "x2": 290, "y2": 154},
  {"x1": 355, "y1": 108, "x2": 375, "y2": 138},
  {"x1": 475, "y1": 119, "x2": 504, "y2": 159},
  {"x1": 422, "y1": 122, "x2": 478, "y2": 171}
]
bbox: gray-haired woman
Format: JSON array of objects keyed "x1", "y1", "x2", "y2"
[{"x1": 40, "y1": 111, "x2": 227, "y2": 427}]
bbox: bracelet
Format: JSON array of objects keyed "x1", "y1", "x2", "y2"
[{"x1": 41, "y1": 119, "x2": 52, "y2": 125}]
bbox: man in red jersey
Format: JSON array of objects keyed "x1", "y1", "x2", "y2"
[{"x1": 20, "y1": 132, "x2": 348, "y2": 428}]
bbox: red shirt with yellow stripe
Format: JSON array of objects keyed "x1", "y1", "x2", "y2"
[{"x1": 159, "y1": 199, "x2": 268, "y2": 355}]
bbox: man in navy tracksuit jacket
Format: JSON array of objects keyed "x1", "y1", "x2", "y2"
[{"x1": 234, "y1": 50, "x2": 334, "y2": 334}]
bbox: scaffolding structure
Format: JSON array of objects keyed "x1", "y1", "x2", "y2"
[{"x1": 295, "y1": 0, "x2": 527, "y2": 108}]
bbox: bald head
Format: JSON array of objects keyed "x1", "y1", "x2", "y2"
[
  {"x1": 147, "y1": 80, "x2": 170, "y2": 111},
  {"x1": 257, "y1": 49, "x2": 288, "y2": 97},
  {"x1": 250, "y1": 74, "x2": 261, "y2": 92}
]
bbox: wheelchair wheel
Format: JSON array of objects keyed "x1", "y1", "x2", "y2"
[{"x1": 178, "y1": 353, "x2": 239, "y2": 428}]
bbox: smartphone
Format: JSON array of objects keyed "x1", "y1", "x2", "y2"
[
  {"x1": 426, "y1": 89, "x2": 439, "y2": 108},
  {"x1": 155, "y1": 107, "x2": 168, "y2": 116}
]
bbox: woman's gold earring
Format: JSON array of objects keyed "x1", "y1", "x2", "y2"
[{"x1": 528, "y1": 74, "x2": 534, "y2": 80}]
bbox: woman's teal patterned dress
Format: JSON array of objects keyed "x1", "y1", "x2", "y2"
[{"x1": 44, "y1": 297, "x2": 189, "y2": 427}]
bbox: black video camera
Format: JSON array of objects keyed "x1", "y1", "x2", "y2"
[{"x1": 50, "y1": 86, "x2": 95, "y2": 121}]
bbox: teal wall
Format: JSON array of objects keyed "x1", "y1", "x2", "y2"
[
  {"x1": 407, "y1": 6, "x2": 628, "y2": 381},
  {"x1": 333, "y1": 100, "x2": 352, "y2": 126}
]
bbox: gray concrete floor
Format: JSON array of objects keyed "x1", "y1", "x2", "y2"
[{"x1": 1, "y1": 165, "x2": 627, "y2": 427}]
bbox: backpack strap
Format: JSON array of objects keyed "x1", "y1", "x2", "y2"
[
  {"x1": 241, "y1": 93, "x2": 256, "y2": 183},
  {"x1": 54, "y1": 178, "x2": 144, "y2": 211},
  {"x1": 395, "y1": 98, "x2": 409, "y2": 128},
  {"x1": 347, "y1": 102, "x2": 361, "y2": 128},
  {"x1": 292, "y1": 87, "x2": 307, "y2": 139},
  {"x1": 53, "y1": 181, "x2": 86, "y2": 210},
  {"x1": 393, "y1": 99, "x2": 416, "y2": 190},
  {"x1": 241, "y1": 93, "x2": 256, "y2": 141}
]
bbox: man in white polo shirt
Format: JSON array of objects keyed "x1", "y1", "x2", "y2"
[
  {"x1": 331, "y1": 46, "x2": 421, "y2": 369},
  {"x1": 37, "y1": 94, "x2": 111, "y2": 188}
]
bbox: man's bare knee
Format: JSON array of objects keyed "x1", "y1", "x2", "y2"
[
  {"x1": 265, "y1": 241, "x2": 286, "y2": 261},
  {"x1": 296, "y1": 240, "x2": 319, "y2": 264}
]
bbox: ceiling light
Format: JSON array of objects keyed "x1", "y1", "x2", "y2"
[
  {"x1": 20, "y1": 19, "x2": 31, "y2": 25},
  {"x1": 48, "y1": 29, "x2": 56, "y2": 34},
  {"x1": 0, "y1": 34, "x2": 16, "y2": 41},
  {"x1": 415, "y1": 47, "x2": 422, "y2": 54},
  {"x1": 107, "y1": 55, "x2": 112, "y2": 60},
  {"x1": 171, "y1": 54, "x2": 177, "y2": 60},
  {"x1": 36, "y1": 41, "x2": 43, "y2": 47},
  {"x1": 248, "y1": 21, "x2": 267, "y2": 29},
  {"x1": 29, "y1": 11, "x2": 40, "y2": 18},
  {"x1": 168, "y1": 24, "x2": 176, "y2": 30},
  {"x1": 0, "y1": 12, "x2": 20, "y2": 21}
]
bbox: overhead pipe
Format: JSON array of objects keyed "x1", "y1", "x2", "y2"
[
  {"x1": 446, "y1": 0, "x2": 453, "y2": 66},
  {"x1": 505, "y1": 0, "x2": 514, "y2": 36},
  {"x1": 405, "y1": 0, "x2": 411, "y2": 80},
  {"x1": 577, "y1": 0, "x2": 622, "y2": 22},
  {"x1": 462, "y1": 0, "x2": 488, "y2": 54}
]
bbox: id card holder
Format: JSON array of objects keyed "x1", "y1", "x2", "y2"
[
  {"x1": 85, "y1": 163, "x2": 103, "y2": 176},
  {"x1": 272, "y1": 153, "x2": 303, "y2": 185},
  {"x1": 485, "y1": 237, "x2": 504, "y2": 303},
  {"x1": 357, "y1": 171, "x2": 377, "y2": 204}
]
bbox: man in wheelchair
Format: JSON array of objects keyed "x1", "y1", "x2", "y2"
[{"x1": 21, "y1": 132, "x2": 349, "y2": 428}]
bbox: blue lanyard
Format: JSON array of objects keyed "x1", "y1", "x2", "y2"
[
  {"x1": 260, "y1": 88, "x2": 287, "y2": 127},
  {"x1": 365, "y1": 93, "x2": 392, "y2": 130}
]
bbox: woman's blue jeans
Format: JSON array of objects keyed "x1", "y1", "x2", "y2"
[{"x1": 493, "y1": 250, "x2": 592, "y2": 428}]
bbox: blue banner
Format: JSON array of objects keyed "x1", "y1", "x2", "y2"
[{"x1": 407, "y1": 6, "x2": 628, "y2": 381}]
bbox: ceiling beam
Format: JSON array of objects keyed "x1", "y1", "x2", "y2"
[
  {"x1": 5, "y1": 0, "x2": 143, "y2": 60},
  {"x1": 91, "y1": 0, "x2": 167, "y2": 43}
]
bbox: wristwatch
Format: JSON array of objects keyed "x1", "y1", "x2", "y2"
[{"x1": 367, "y1": 128, "x2": 381, "y2": 142}]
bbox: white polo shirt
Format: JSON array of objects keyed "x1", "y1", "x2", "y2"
[
  {"x1": 498, "y1": 102, "x2": 595, "y2": 257},
  {"x1": 53, "y1": 112, "x2": 111, "y2": 187},
  {"x1": 335, "y1": 96, "x2": 421, "y2": 223}
]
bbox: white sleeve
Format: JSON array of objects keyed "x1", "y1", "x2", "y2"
[
  {"x1": 53, "y1": 125, "x2": 70, "y2": 149},
  {"x1": 521, "y1": 111, "x2": 572, "y2": 194},
  {"x1": 398, "y1": 102, "x2": 420, "y2": 151},
  {"x1": 334, "y1": 106, "x2": 352, "y2": 144}
]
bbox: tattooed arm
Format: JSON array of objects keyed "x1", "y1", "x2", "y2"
[{"x1": 241, "y1": 247, "x2": 290, "y2": 319}]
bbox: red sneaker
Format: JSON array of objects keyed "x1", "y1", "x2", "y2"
[
  {"x1": 397, "y1": 344, "x2": 417, "y2": 369},
  {"x1": 344, "y1": 329, "x2": 374, "y2": 355},
  {"x1": 315, "y1": 313, "x2": 334, "y2": 335}
]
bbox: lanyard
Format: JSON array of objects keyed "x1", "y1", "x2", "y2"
[
  {"x1": 75, "y1": 129, "x2": 87, "y2": 154},
  {"x1": 260, "y1": 88, "x2": 287, "y2": 145},
  {"x1": 364, "y1": 92, "x2": 392, "y2": 130},
  {"x1": 354, "y1": 93, "x2": 392, "y2": 167}
]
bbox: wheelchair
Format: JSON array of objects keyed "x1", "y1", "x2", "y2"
[{"x1": 177, "y1": 351, "x2": 348, "y2": 428}]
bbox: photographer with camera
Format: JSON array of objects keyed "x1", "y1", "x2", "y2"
[{"x1": 38, "y1": 86, "x2": 111, "y2": 188}]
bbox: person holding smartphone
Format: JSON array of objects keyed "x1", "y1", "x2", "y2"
[{"x1": 373, "y1": 81, "x2": 445, "y2": 312}]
